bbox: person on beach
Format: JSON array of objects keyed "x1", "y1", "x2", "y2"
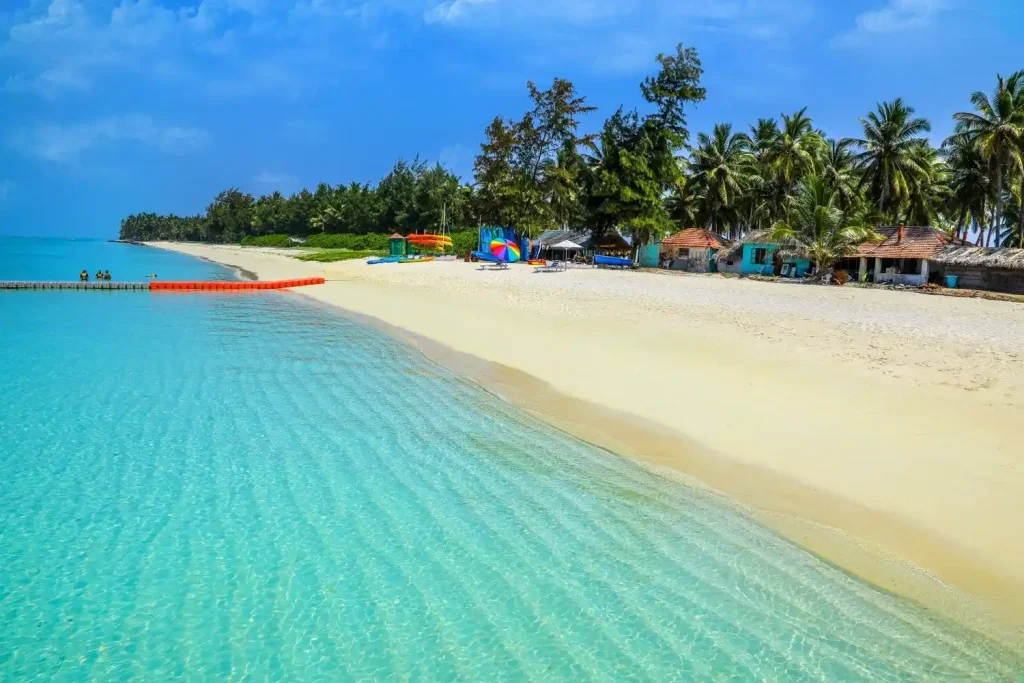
[
  {"x1": 80, "y1": 269, "x2": 88, "y2": 281},
  {"x1": 103, "y1": 271, "x2": 112, "y2": 280}
]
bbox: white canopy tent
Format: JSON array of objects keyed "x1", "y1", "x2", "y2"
[{"x1": 549, "y1": 240, "x2": 583, "y2": 270}]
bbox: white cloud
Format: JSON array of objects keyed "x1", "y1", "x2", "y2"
[
  {"x1": 10, "y1": 115, "x2": 209, "y2": 163},
  {"x1": 4, "y1": 68, "x2": 92, "y2": 98},
  {"x1": 2, "y1": 0, "x2": 273, "y2": 98},
  {"x1": 423, "y1": 0, "x2": 809, "y2": 32},
  {"x1": 421, "y1": 0, "x2": 813, "y2": 73},
  {"x1": 835, "y1": 0, "x2": 949, "y2": 47},
  {"x1": 424, "y1": 0, "x2": 494, "y2": 24}
]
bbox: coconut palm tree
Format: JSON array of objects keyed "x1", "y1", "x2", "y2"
[
  {"x1": 771, "y1": 108, "x2": 825, "y2": 191},
  {"x1": 944, "y1": 135, "x2": 991, "y2": 243},
  {"x1": 847, "y1": 98, "x2": 932, "y2": 222},
  {"x1": 904, "y1": 144, "x2": 950, "y2": 227},
  {"x1": 820, "y1": 139, "x2": 858, "y2": 210},
  {"x1": 770, "y1": 175, "x2": 876, "y2": 274},
  {"x1": 689, "y1": 123, "x2": 756, "y2": 237},
  {"x1": 951, "y1": 71, "x2": 1024, "y2": 246}
]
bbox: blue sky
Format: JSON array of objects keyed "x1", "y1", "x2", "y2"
[{"x1": 1, "y1": 0, "x2": 1022, "y2": 237}]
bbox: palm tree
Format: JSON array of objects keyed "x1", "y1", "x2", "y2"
[
  {"x1": 951, "y1": 71, "x2": 1024, "y2": 246},
  {"x1": 904, "y1": 144, "x2": 950, "y2": 227},
  {"x1": 944, "y1": 135, "x2": 990, "y2": 243},
  {"x1": 689, "y1": 123, "x2": 756, "y2": 237},
  {"x1": 771, "y1": 108, "x2": 825, "y2": 190},
  {"x1": 847, "y1": 98, "x2": 932, "y2": 222},
  {"x1": 770, "y1": 175, "x2": 877, "y2": 274},
  {"x1": 820, "y1": 139, "x2": 858, "y2": 210},
  {"x1": 748, "y1": 118, "x2": 781, "y2": 164}
]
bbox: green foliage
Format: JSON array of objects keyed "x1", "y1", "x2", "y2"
[
  {"x1": 474, "y1": 78, "x2": 596, "y2": 237},
  {"x1": 304, "y1": 233, "x2": 391, "y2": 251},
  {"x1": 120, "y1": 162, "x2": 474, "y2": 242},
  {"x1": 296, "y1": 250, "x2": 386, "y2": 263},
  {"x1": 686, "y1": 123, "x2": 756, "y2": 236},
  {"x1": 240, "y1": 234, "x2": 294, "y2": 247},
  {"x1": 847, "y1": 99, "x2": 932, "y2": 222},
  {"x1": 949, "y1": 70, "x2": 1024, "y2": 246},
  {"x1": 450, "y1": 230, "x2": 478, "y2": 255},
  {"x1": 640, "y1": 44, "x2": 706, "y2": 147},
  {"x1": 770, "y1": 176, "x2": 878, "y2": 273}
]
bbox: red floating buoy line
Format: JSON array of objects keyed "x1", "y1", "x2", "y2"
[
  {"x1": 0, "y1": 278, "x2": 326, "y2": 291},
  {"x1": 150, "y1": 277, "x2": 325, "y2": 291}
]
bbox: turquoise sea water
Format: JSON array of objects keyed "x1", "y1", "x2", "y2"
[{"x1": 0, "y1": 238, "x2": 1021, "y2": 681}]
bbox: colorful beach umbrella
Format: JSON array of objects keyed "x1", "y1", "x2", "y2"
[{"x1": 489, "y1": 238, "x2": 521, "y2": 263}]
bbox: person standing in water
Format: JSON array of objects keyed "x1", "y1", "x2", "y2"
[
  {"x1": 80, "y1": 269, "x2": 89, "y2": 281},
  {"x1": 103, "y1": 270, "x2": 112, "y2": 281},
  {"x1": 95, "y1": 270, "x2": 103, "y2": 281}
]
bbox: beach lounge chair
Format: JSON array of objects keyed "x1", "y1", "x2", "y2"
[
  {"x1": 534, "y1": 260, "x2": 564, "y2": 273},
  {"x1": 473, "y1": 250, "x2": 510, "y2": 270}
]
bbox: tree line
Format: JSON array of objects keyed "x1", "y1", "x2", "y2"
[
  {"x1": 119, "y1": 159, "x2": 475, "y2": 242},
  {"x1": 121, "y1": 44, "x2": 1024, "y2": 268}
]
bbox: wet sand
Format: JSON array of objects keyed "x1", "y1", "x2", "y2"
[{"x1": 148, "y1": 242, "x2": 1024, "y2": 642}]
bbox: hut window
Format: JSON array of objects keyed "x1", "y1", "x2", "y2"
[
  {"x1": 752, "y1": 248, "x2": 769, "y2": 265},
  {"x1": 676, "y1": 248, "x2": 690, "y2": 258}
]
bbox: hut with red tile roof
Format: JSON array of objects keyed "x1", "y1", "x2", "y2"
[
  {"x1": 851, "y1": 225, "x2": 955, "y2": 285},
  {"x1": 660, "y1": 228, "x2": 732, "y2": 272}
]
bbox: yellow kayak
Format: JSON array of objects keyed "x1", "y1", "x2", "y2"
[{"x1": 399, "y1": 257, "x2": 435, "y2": 264}]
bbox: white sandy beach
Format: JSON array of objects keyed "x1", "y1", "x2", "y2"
[{"x1": 150, "y1": 242, "x2": 1024, "y2": 635}]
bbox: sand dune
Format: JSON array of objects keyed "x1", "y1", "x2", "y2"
[{"x1": 150, "y1": 242, "x2": 1024, "y2": 638}]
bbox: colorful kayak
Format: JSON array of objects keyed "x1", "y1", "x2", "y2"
[
  {"x1": 399, "y1": 257, "x2": 435, "y2": 264},
  {"x1": 368, "y1": 257, "x2": 401, "y2": 265}
]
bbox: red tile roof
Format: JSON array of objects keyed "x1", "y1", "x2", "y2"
[
  {"x1": 856, "y1": 226, "x2": 953, "y2": 260},
  {"x1": 662, "y1": 228, "x2": 730, "y2": 250},
  {"x1": 389, "y1": 233, "x2": 405, "y2": 239}
]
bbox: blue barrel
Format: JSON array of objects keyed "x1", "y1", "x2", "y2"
[{"x1": 945, "y1": 275, "x2": 959, "y2": 289}]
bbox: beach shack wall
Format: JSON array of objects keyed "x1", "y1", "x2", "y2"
[
  {"x1": 715, "y1": 230, "x2": 811, "y2": 276},
  {"x1": 659, "y1": 228, "x2": 731, "y2": 272},
  {"x1": 932, "y1": 246, "x2": 1024, "y2": 293}
]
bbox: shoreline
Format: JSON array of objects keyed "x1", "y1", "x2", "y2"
[{"x1": 147, "y1": 242, "x2": 1024, "y2": 644}]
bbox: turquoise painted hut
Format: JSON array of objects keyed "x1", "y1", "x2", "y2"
[{"x1": 716, "y1": 230, "x2": 812, "y2": 277}]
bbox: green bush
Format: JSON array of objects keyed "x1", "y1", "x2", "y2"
[
  {"x1": 296, "y1": 249, "x2": 386, "y2": 263},
  {"x1": 240, "y1": 234, "x2": 294, "y2": 248},
  {"x1": 304, "y1": 233, "x2": 391, "y2": 251},
  {"x1": 450, "y1": 230, "x2": 479, "y2": 255}
]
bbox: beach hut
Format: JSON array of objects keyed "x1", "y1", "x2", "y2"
[
  {"x1": 388, "y1": 233, "x2": 407, "y2": 257},
  {"x1": 931, "y1": 246, "x2": 1024, "y2": 293},
  {"x1": 851, "y1": 225, "x2": 954, "y2": 286},
  {"x1": 660, "y1": 228, "x2": 731, "y2": 272},
  {"x1": 537, "y1": 229, "x2": 631, "y2": 261},
  {"x1": 715, "y1": 230, "x2": 811, "y2": 276}
]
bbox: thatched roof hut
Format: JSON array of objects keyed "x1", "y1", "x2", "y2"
[
  {"x1": 932, "y1": 246, "x2": 1024, "y2": 270},
  {"x1": 715, "y1": 230, "x2": 774, "y2": 261},
  {"x1": 931, "y1": 246, "x2": 1024, "y2": 294}
]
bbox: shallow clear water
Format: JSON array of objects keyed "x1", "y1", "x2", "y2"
[{"x1": 1, "y1": 238, "x2": 1021, "y2": 681}]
